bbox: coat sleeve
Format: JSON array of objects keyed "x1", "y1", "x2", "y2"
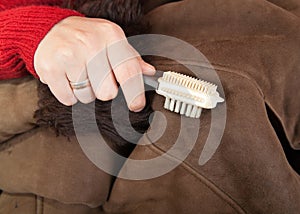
[{"x1": 0, "y1": 0, "x2": 83, "y2": 79}]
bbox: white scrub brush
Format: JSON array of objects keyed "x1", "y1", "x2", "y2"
[{"x1": 144, "y1": 71, "x2": 224, "y2": 118}]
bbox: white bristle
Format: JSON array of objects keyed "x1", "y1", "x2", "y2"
[
  {"x1": 196, "y1": 108, "x2": 202, "y2": 118},
  {"x1": 169, "y1": 99, "x2": 175, "y2": 111},
  {"x1": 164, "y1": 97, "x2": 170, "y2": 109},
  {"x1": 175, "y1": 101, "x2": 181, "y2": 113},
  {"x1": 180, "y1": 102, "x2": 187, "y2": 115},
  {"x1": 185, "y1": 104, "x2": 193, "y2": 117},
  {"x1": 190, "y1": 105, "x2": 198, "y2": 118},
  {"x1": 157, "y1": 71, "x2": 224, "y2": 118}
]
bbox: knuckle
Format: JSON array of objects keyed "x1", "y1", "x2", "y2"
[
  {"x1": 114, "y1": 69, "x2": 128, "y2": 83},
  {"x1": 111, "y1": 23, "x2": 124, "y2": 36},
  {"x1": 129, "y1": 97, "x2": 145, "y2": 111},
  {"x1": 96, "y1": 87, "x2": 118, "y2": 101},
  {"x1": 77, "y1": 95, "x2": 95, "y2": 104},
  {"x1": 115, "y1": 65, "x2": 140, "y2": 85},
  {"x1": 34, "y1": 57, "x2": 53, "y2": 73},
  {"x1": 49, "y1": 85, "x2": 76, "y2": 106},
  {"x1": 63, "y1": 98, "x2": 77, "y2": 106},
  {"x1": 57, "y1": 46, "x2": 75, "y2": 60},
  {"x1": 74, "y1": 30, "x2": 92, "y2": 44},
  {"x1": 59, "y1": 93, "x2": 77, "y2": 106},
  {"x1": 100, "y1": 21, "x2": 125, "y2": 39},
  {"x1": 37, "y1": 68, "x2": 56, "y2": 84}
]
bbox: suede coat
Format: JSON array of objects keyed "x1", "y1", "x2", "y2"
[{"x1": 0, "y1": 0, "x2": 299, "y2": 213}]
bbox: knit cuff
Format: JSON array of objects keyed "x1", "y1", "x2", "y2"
[{"x1": 0, "y1": 5, "x2": 83, "y2": 78}]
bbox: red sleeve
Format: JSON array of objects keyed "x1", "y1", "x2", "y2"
[
  {"x1": 0, "y1": 1, "x2": 83, "y2": 80},
  {"x1": 0, "y1": 0, "x2": 64, "y2": 10}
]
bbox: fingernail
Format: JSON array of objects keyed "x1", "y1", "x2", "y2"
[{"x1": 145, "y1": 63, "x2": 156, "y2": 73}]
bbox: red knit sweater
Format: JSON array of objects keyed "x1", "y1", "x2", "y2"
[{"x1": 0, "y1": 0, "x2": 83, "y2": 79}]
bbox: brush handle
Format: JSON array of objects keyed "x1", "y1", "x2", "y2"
[{"x1": 143, "y1": 70, "x2": 164, "y2": 89}]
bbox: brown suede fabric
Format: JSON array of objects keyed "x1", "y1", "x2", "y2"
[
  {"x1": 267, "y1": 0, "x2": 300, "y2": 18},
  {"x1": 144, "y1": 0, "x2": 300, "y2": 149},
  {"x1": 103, "y1": 0, "x2": 300, "y2": 213},
  {"x1": 0, "y1": 0, "x2": 300, "y2": 213},
  {"x1": 140, "y1": 0, "x2": 176, "y2": 13},
  {"x1": 104, "y1": 67, "x2": 300, "y2": 214},
  {"x1": 0, "y1": 127, "x2": 112, "y2": 208},
  {"x1": 0, "y1": 78, "x2": 113, "y2": 210},
  {"x1": 0, "y1": 192, "x2": 104, "y2": 214},
  {"x1": 0, "y1": 76, "x2": 37, "y2": 143}
]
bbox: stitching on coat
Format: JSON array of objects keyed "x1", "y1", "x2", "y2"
[
  {"x1": 36, "y1": 195, "x2": 44, "y2": 214},
  {"x1": 142, "y1": 135, "x2": 246, "y2": 214}
]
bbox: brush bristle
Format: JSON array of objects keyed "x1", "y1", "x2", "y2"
[{"x1": 156, "y1": 71, "x2": 224, "y2": 118}]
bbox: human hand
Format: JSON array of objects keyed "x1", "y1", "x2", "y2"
[{"x1": 34, "y1": 16, "x2": 155, "y2": 112}]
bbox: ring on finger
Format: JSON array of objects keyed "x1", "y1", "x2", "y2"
[{"x1": 70, "y1": 79, "x2": 91, "y2": 90}]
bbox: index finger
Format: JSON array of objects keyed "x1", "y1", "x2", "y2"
[{"x1": 107, "y1": 39, "x2": 146, "y2": 112}]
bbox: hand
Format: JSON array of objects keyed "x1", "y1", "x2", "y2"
[{"x1": 34, "y1": 16, "x2": 155, "y2": 112}]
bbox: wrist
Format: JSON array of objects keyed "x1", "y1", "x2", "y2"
[{"x1": 2, "y1": 6, "x2": 83, "y2": 77}]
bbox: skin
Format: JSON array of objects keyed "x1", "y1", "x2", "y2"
[{"x1": 34, "y1": 16, "x2": 155, "y2": 112}]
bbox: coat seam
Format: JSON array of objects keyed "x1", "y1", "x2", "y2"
[
  {"x1": 36, "y1": 195, "x2": 44, "y2": 214},
  {"x1": 143, "y1": 134, "x2": 247, "y2": 214}
]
